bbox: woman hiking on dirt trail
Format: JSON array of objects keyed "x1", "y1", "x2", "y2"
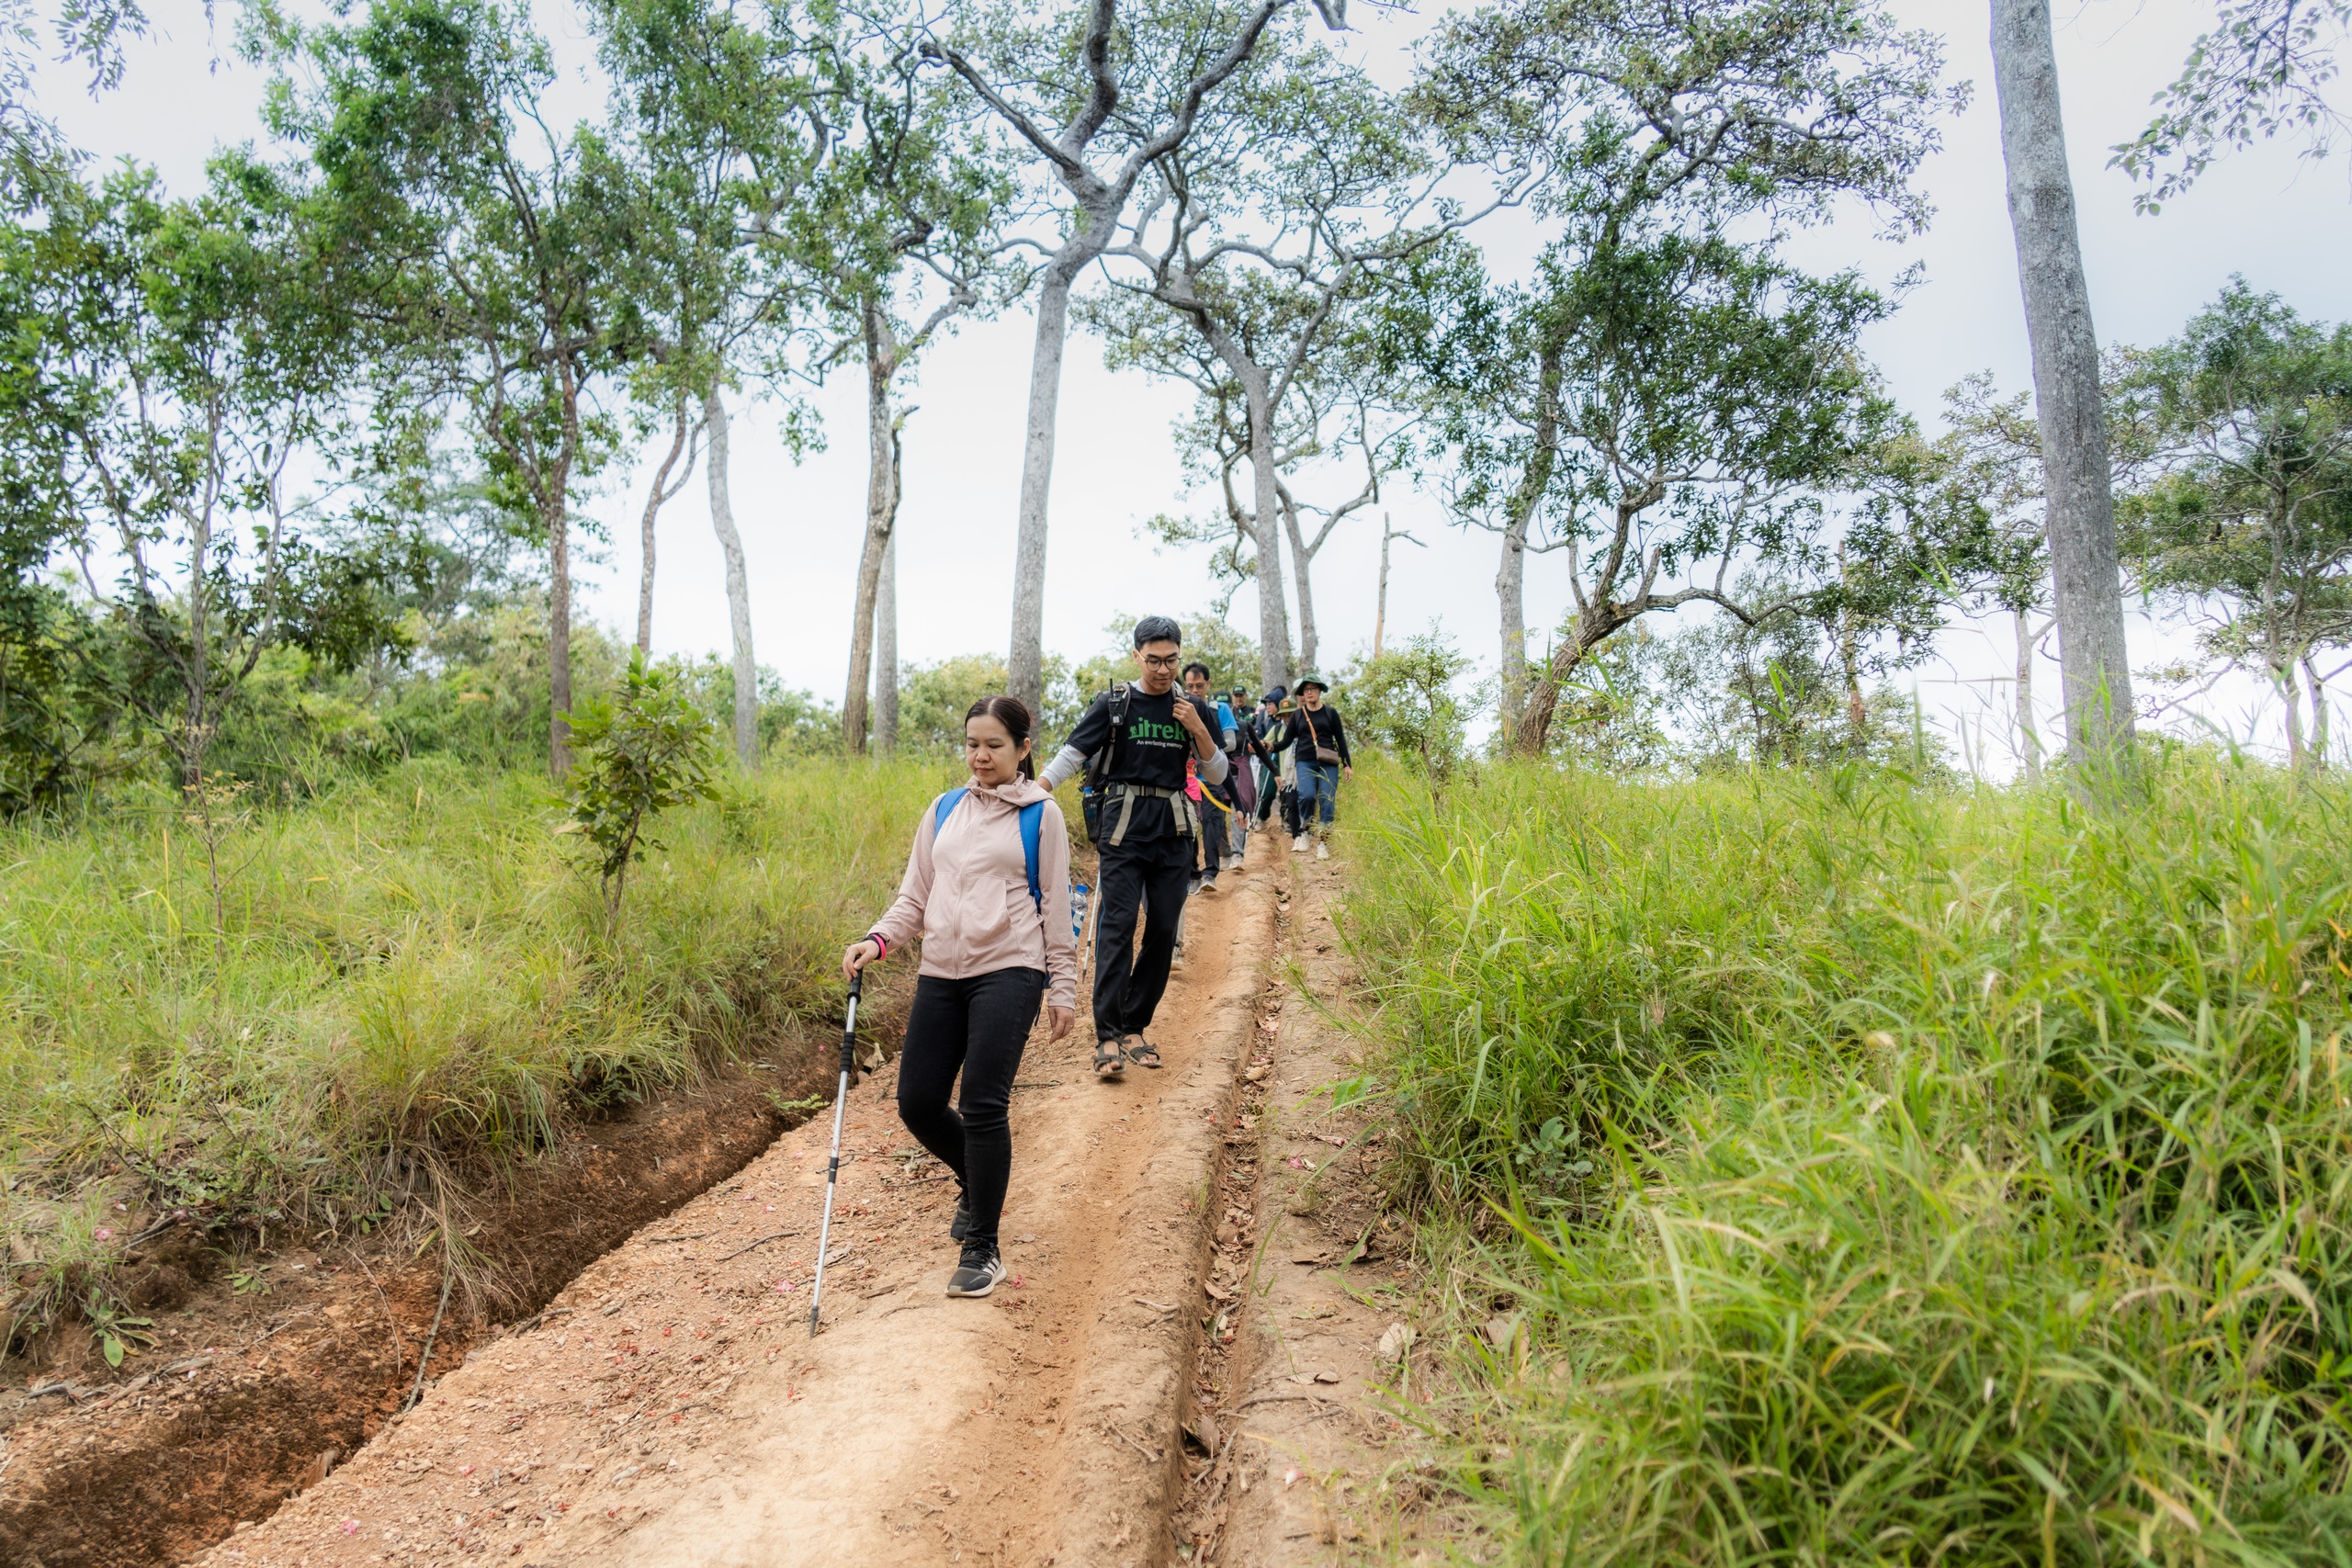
[
  {"x1": 1282, "y1": 674, "x2": 1351, "y2": 861},
  {"x1": 842, "y1": 696, "x2": 1077, "y2": 1299}
]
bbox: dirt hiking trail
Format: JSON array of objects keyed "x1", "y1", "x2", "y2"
[{"x1": 192, "y1": 837, "x2": 1440, "y2": 1568}]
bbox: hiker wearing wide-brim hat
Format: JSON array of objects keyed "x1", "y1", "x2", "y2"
[{"x1": 1280, "y1": 675, "x2": 1351, "y2": 862}]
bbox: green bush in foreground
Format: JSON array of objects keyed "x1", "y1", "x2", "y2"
[
  {"x1": 1348, "y1": 754, "x2": 2352, "y2": 1564},
  {"x1": 0, "y1": 754, "x2": 949, "y2": 1331}
]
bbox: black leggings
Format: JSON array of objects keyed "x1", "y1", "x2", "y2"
[{"x1": 896, "y1": 968, "x2": 1045, "y2": 1248}]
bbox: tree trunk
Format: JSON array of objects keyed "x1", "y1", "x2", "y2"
[
  {"x1": 1008, "y1": 262, "x2": 1078, "y2": 717},
  {"x1": 1374, "y1": 513, "x2": 1392, "y2": 660},
  {"x1": 2013, "y1": 607, "x2": 2044, "y2": 782},
  {"x1": 2279, "y1": 659, "x2": 2308, "y2": 771},
  {"x1": 549, "y1": 497, "x2": 572, "y2": 778},
  {"x1": 844, "y1": 299, "x2": 900, "y2": 752},
  {"x1": 636, "y1": 399, "x2": 693, "y2": 657},
  {"x1": 703, "y1": 383, "x2": 758, "y2": 767},
  {"x1": 2306, "y1": 653, "x2": 2331, "y2": 768},
  {"x1": 876, "y1": 525, "x2": 899, "y2": 750},
  {"x1": 1245, "y1": 377, "x2": 1295, "y2": 694},
  {"x1": 1497, "y1": 334, "x2": 1562, "y2": 749},
  {"x1": 1280, "y1": 494, "x2": 1320, "y2": 676},
  {"x1": 548, "y1": 363, "x2": 584, "y2": 780},
  {"x1": 1991, "y1": 0, "x2": 2134, "y2": 770},
  {"x1": 1837, "y1": 546, "x2": 1866, "y2": 745}
]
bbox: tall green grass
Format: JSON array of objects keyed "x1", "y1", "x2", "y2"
[
  {"x1": 1347, "y1": 754, "x2": 2352, "y2": 1564},
  {"x1": 2, "y1": 755, "x2": 951, "y2": 1322}
]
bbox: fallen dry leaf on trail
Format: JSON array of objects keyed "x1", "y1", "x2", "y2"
[{"x1": 1376, "y1": 1322, "x2": 1413, "y2": 1363}]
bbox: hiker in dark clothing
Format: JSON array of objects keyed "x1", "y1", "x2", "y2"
[
  {"x1": 1246, "y1": 686, "x2": 1287, "y2": 828},
  {"x1": 1282, "y1": 674, "x2": 1351, "y2": 861},
  {"x1": 1222, "y1": 688, "x2": 1260, "y2": 823},
  {"x1": 1182, "y1": 662, "x2": 1243, "y2": 888},
  {"x1": 1039, "y1": 616, "x2": 1227, "y2": 1080}
]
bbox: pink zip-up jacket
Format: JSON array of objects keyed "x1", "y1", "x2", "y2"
[{"x1": 865, "y1": 777, "x2": 1077, "y2": 1012}]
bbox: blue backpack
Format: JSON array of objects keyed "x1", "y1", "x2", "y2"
[{"x1": 933, "y1": 789, "x2": 1045, "y2": 911}]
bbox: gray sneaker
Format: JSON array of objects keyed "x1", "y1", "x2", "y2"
[{"x1": 946, "y1": 1242, "x2": 1006, "y2": 1298}]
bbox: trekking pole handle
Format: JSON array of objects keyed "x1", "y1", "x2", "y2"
[{"x1": 840, "y1": 972, "x2": 862, "y2": 1075}]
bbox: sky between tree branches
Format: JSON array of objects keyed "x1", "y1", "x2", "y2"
[{"x1": 29, "y1": 0, "x2": 2352, "y2": 768}]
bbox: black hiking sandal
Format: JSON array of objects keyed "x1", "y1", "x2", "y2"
[
  {"x1": 949, "y1": 1189, "x2": 974, "y2": 1242},
  {"x1": 1094, "y1": 1038, "x2": 1126, "y2": 1080},
  {"x1": 1125, "y1": 1035, "x2": 1164, "y2": 1070},
  {"x1": 945, "y1": 1242, "x2": 1007, "y2": 1298}
]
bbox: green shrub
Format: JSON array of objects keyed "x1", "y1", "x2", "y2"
[
  {"x1": 1349, "y1": 753, "x2": 2352, "y2": 1562},
  {"x1": 563, "y1": 652, "x2": 723, "y2": 931}
]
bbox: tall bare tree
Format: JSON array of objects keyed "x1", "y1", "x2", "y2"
[
  {"x1": 1091, "y1": 28, "x2": 1492, "y2": 692},
  {"x1": 920, "y1": 0, "x2": 1344, "y2": 714},
  {"x1": 631, "y1": 396, "x2": 701, "y2": 654},
  {"x1": 1991, "y1": 0, "x2": 2135, "y2": 767},
  {"x1": 596, "y1": 0, "x2": 853, "y2": 767}
]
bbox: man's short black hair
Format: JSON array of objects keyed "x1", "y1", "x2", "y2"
[
  {"x1": 1132, "y1": 615, "x2": 1182, "y2": 649},
  {"x1": 1181, "y1": 660, "x2": 1211, "y2": 683}
]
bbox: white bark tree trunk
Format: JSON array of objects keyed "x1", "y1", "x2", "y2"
[
  {"x1": 1007, "y1": 251, "x2": 1089, "y2": 717},
  {"x1": 1281, "y1": 486, "x2": 1318, "y2": 675},
  {"x1": 1497, "y1": 521, "x2": 1526, "y2": 730},
  {"x1": 1374, "y1": 514, "x2": 1393, "y2": 661},
  {"x1": 1991, "y1": 0, "x2": 2135, "y2": 770},
  {"x1": 876, "y1": 525, "x2": 899, "y2": 750},
  {"x1": 635, "y1": 400, "x2": 694, "y2": 657},
  {"x1": 844, "y1": 299, "x2": 902, "y2": 752},
  {"x1": 1245, "y1": 376, "x2": 1295, "y2": 694},
  {"x1": 703, "y1": 383, "x2": 759, "y2": 767},
  {"x1": 2014, "y1": 607, "x2": 2044, "y2": 783},
  {"x1": 2306, "y1": 653, "x2": 2331, "y2": 768}
]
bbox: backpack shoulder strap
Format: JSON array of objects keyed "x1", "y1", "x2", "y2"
[
  {"x1": 1018, "y1": 800, "x2": 1044, "y2": 910},
  {"x1": 933, "y1": 787, "x2": 968, "y2": 838}
]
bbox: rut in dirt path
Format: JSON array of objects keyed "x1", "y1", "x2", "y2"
[
  {"x1": 1170, "y1": 850, "x2": 1445, "y2": 1565},
  {"x1": 198, "y1": 840, "x2": 1279, "y2": 1568}
]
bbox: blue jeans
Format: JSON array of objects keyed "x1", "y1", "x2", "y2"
[{"x1": 1296, "y1": 760, "x2": 1340, "y2": 827}]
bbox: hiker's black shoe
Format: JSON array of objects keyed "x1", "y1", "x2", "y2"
[
  {"x1": 949, "y1": 1190, "x2": 974, "y2": 1242},
  {"x1": 946, "y1": 1242, "x2": 1006, "y2": 1298}
]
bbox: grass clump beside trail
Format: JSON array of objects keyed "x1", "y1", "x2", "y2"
[
  {"x1": 2, "y1": 755, "x2": 949, "y2": 1335},
  {"x1": 1346, "y1": 754, "x2": 2352, "y2": 1565}
]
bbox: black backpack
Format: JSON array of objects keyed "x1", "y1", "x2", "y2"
[
  {"x1": 1082, "y1": 682, "x2": 1134, "y2": 793},
  {"x1": 1079, "y1": 683, "x2": 1134, "y2": 845}
]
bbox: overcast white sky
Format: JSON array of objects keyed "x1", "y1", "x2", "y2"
[{"x1": 29, "y1": 0, "x2": 2352, "y2": 773}]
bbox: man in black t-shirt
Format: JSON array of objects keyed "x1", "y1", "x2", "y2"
[{"x1": 1040, "y1": 615, "x2": 1227, "y2": 1079}]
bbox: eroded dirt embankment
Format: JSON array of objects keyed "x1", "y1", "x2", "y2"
[
  {"x1": 185, "y1": 851, "x2": 1275, "y2": 1568},
  {"x1": 1, "y1": 1000, "x2": 894, "y2": 1568},
  {"x1": 46, "y1": 830, "x2": 1452, "y2": 1568}
]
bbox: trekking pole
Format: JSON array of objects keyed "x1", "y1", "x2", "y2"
[{"x1": 808, "y1": 972, "x2": 861, "y2": 1337}]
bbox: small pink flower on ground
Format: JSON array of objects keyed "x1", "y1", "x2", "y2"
[{"x1": 95, "y1": 1227, "x2": 115, "y2": 1240}]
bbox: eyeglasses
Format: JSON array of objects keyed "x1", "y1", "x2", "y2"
[{"x1": 1139, "y1": 654, "x2": 1180, "y2": 670}]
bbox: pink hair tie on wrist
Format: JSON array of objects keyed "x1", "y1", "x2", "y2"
[{"x1": 868, "y1": 934, "x2": 888, "y2": 960}]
